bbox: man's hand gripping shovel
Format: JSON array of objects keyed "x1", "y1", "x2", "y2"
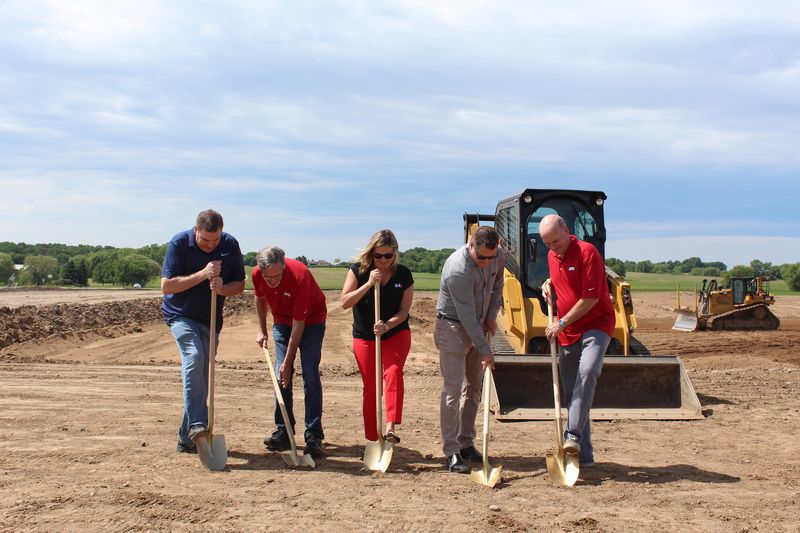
[
  {"x1": 362, "y1": 280, "x2": 394, "y2": 472},
  {"x1": 470, "y1": 332, "x2": 503, "y2": 487},
  {"x1": 544, "y1": 298, "x2": 579, "y2": 486},
  {"x1": 194, "y1": 292, "x2": 227, "y2": 471},
  {"x1": 262, "y1": 344, "x2": 315, "y2": 468}
]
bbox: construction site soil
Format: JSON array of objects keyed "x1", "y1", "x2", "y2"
[{"x1": 1, "y1": 287, "x2": 799, "y2": 532}]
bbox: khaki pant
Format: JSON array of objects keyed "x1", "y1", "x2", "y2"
[{"x1": 434, "y1": 317, "x2": 484, "y2": 457}]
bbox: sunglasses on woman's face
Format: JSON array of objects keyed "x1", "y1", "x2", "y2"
[{"x1": 372, "y1": 253, "x2": 394, "y2": 260}]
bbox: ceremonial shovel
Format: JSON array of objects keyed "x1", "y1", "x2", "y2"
[
  {"x1": 194, "y1": 292, "x2": 227, "y2": 471},
  {"x1": 262, "y1": 345, "x2": 315, "y2": 468},
  {"x1": 362, "y1": 281, "x2": 394, "y2": 472},
  {"x1": 544, "y1": 300, "x2": 579, "y2": 486},
  {"x1": 470, "y1": 335, "x2": 503, "y2": 487}
]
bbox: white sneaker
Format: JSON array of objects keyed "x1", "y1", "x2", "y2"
[{"x1": 563, "y1": 435, "x2": 581, "y2": 455}]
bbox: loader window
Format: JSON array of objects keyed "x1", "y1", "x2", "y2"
[
  {"x1": 525, "y1": 207, "x2": 559, "y2": 290},
  {"x1": 495, "y1": 205, "x2": 520, "y2": 277},
  {"x1": 524, "y1": 200, "x2": 602, "y2": 291}
]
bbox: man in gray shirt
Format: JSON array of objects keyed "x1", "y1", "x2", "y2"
[{"x1": 435, "y1": 226, "x2": 505, "y2": 473}]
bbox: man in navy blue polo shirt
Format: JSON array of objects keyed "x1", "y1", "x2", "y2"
[{"x1": 161, "y1": 209, "x2": 245, "y2": 454}]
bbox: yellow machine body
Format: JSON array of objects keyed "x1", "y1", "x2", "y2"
[
  {"x1": 673, "y1": 275, "x2": 779, "y2": 332},
  {"x1": 465, "y1": 189, "x2": 702, "y2": 420}
]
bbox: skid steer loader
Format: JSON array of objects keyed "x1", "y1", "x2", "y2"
[
  {"x1": 466, "y1": 189, "x2": 702, "y2": 420},
  {"x1": 673, "y1": 274, "x2": 779, "y2": 331}
]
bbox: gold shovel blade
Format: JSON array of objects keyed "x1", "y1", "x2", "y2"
[
  {"x1": 363, "y1": 439, "x2": 393, "y2": 472},
  {"x1": 281, "y1": 450, "x2": 315, "y2": 468},
  {"x1": 545, "y1": 450, "x2": 579, "y2": 486},
  {"x1": 195, "y1": 433, "x2": 227, "y2": 471},
  {"x1": 470, "y1": 462, "x2": 503, "y2": 487}
]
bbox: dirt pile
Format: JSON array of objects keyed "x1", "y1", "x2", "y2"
[{"x1": 0, "y1": 293, "x2": 254, "y2": 348}]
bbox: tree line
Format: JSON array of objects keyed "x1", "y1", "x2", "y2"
[
  {"x1": 0, "y1": 242, "x2": 167, "y2": 287},
  {"x1": 606, "y1": 256, "x2": 800, "y2": 291},
  {"x1": 1, "y1": 241, "x2": 798, "y2": 291}
]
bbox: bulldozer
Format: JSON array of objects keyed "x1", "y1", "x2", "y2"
[
  {"x1": 672, "y1": 274, "x2": 779, "y2": 331},
  {"x1": 465, "y1": 189, "x2": 702, "y2": 420}
]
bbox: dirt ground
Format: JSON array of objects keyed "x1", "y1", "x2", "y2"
[{"x1": 1, "y1": 288, "x2": 800, "y2": 532}]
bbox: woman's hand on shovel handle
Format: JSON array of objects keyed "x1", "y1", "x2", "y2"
[
  {"x1": 373, "y1": 320, "x2": 389, "y2": 336},
  {"x1": 369, "y1": 269, "x2": 382, "y2": 286}
]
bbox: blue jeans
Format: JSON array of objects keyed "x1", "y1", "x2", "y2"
[
  {"x1": 272, "y1": 322, "x2": 326, "y2": 441},
  {"x1": 170, "y1": 317, "x2": 218, "y2": 444},
  {"x1": 559, "y1": 329, "x2": 610, "y2": 463}
]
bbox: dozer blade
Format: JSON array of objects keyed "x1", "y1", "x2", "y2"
[
  {"x1": 672, "y1": 309, "x2": 699, "y2": 332},
  {"x1": 492, "y1": 355, "x2": 703, "y2": 420}
]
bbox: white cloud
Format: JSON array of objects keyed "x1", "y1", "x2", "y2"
[{"x1": 1, "y1": 1, "x2": 799, "y2": 266}]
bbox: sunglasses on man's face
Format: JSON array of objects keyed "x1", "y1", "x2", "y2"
[
  {"x1": 476, "y1": 252, "x2": 497, "y2": 260},
  {"x1": 372, "y1": 253, "x2": 395, "y2": 260}
]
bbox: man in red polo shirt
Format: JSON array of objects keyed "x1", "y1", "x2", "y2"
[
  {"x1": 540, "y1": 214, "x2": 614, "y2": 467},
  {"x1": 253, "y1": 246, "x2": 327, "y2": 459}
]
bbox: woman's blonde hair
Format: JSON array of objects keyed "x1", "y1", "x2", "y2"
[{"x1": 355, "y1": 229, "x2": 399, "y2": 275}]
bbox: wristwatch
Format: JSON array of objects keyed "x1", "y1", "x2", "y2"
[{"x1": 557, "y1": 319, "x2": 566, "y2": 329}]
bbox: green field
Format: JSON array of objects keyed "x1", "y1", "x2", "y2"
[
  {"x1": 624, "y1": 272, "x2": 794, "y2": 294},
  {"x1": 94, "y1": 268, "x2": 797, "y2": 294},
  {"x1": 308, "y1": 267, "x2": 440, "y2": 291}
]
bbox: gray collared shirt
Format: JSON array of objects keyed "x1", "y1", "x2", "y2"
[{"x1": 436, "y1": 244, "x2": 505, "y2": 357}]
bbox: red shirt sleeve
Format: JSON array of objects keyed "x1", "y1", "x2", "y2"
[
  {"x1": 252, "y1": 266, "x2": 266, "y2": 298},
  {"x1": 291, "y1": 269, "x2": 311, "y2": 321},
  {"x1": 580, "y1": 245, "x2": 606, "y2": 299}
]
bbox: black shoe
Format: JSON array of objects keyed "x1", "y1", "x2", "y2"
[
  {"x1": 303, "y1": 435, "x2": 324, "y2": 459},
  {"x1": 447, "y1": 453, "x2": 470, "y2": 474},
  {"x1": 176, "y1": 440, "x2": 197, "y2": 454},
  {"x1": 264, "y1": 429, "x2": 291, "y2": 451},
  {"x1": 459, "y1": 445, "x2": 483, "y2": 464},
  {"x1": 188, "y1": 424, "x2": 208, "y2": 442}
]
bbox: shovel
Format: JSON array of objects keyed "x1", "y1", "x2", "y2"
[
  {"x1": 194, "y1": 291, "x2": 227, "y2": 471},
  {"x1": 544, "y1": 300, "x2": 579, "y2": 486},
  {"x1": 262, "y1": 345, "x2": 315, "y2": 468},
  {"x1": 362, "y1": 281, "x2": 393, "y2": 472},
  {"x1": 470, "y1": 343, "x2": 503, "y2": 487}
]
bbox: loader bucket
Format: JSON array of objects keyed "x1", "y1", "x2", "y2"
[
  {"x1": 672, "y1": 309, "x2": 699, "y2": 332},
  {"x1": 492, "y1": 355, "x2": 703, "y2": 421}
]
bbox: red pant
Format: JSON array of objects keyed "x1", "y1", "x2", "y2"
[{"x1": 353, "y1": 329, "x2": 411, "y2": 441}]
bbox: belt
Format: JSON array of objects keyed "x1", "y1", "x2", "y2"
[{"x1": 436, "y1": 312, "x2": 460, "y2": 323}]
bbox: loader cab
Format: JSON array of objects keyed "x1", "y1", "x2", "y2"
[{"x1": 494, "y1": 189, "x2": 607, "y2": 295}]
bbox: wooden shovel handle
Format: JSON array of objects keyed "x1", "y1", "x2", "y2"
[
  {"x1": 374, "y1": 281, "x2": 384, "y2": 442},
  {"x1": 208, "y1": 291, "x2": 217, "y2": 434},
  {"x1": 547, "y1": 299, "x2": 564, "y2": 449}
]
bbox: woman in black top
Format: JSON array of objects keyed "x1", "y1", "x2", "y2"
[{"x1": 341, "y1": 229, "x2": 414, "y2": 444}]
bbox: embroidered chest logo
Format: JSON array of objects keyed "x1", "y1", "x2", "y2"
[
  {"x1": 283, "y1": 292, "x2": 292, "y2": 298},
  {"x1": 568, "y1": 266, "x2": 576, "y2": 271},
  {"x1": 394, "y1": 283, "x2": 402, "y2": 288}
]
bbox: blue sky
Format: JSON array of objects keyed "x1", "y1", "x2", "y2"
[{"x1": 1, "y1": 1, "x2": 798, "y2": 268}]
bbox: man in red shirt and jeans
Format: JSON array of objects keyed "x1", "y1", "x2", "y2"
[
  {"x1": 541, "y1": 214, "x2": 615, "y2": 467},
  {"x1": 253, "y1": 246, "x2": 327, "y2": 459}
]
